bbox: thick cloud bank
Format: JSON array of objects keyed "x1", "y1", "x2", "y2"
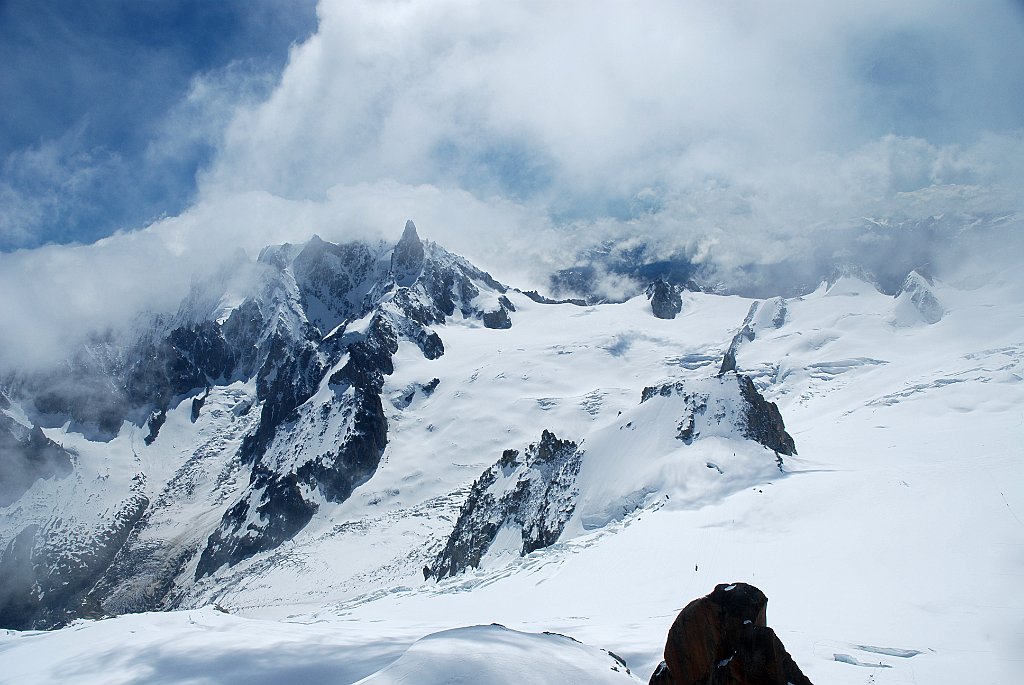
[{"x1": 1, "y1": 0, "x2": 1022, "y2": 371}]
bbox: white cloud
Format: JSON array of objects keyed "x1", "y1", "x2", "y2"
[
  {"x1": 2, "y1": 0, "x2": 1023, "y2": 371},
  {"x1": 0, "y1": 182, "x2": 554, "y2": 371},
  {"x1": 193, "y1": 0, "x2": 1023, "y2": 266}
]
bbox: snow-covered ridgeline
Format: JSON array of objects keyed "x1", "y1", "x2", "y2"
[{"x1": 0, "y1": 224, "x2": 1021, "y2": 685}]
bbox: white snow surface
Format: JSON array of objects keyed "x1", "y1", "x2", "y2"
[
  {"x1": 353, "y1": 624, "x2": 640, "y2": 684},
  {"x1": 2, "y1": 268, "x2": 1023, "y2": 685}
]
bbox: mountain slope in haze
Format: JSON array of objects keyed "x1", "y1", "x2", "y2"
[
  {"x1": 0, "y1": 221, "x2": 516, "y2": 627},
  {"x1": 1, "y1": 219, "x2": 1021, "y2": 685},
  {"x1": 0, "y1": 220, "x2": 799, "y2": 629},
  {"x1": 0, "y1": 218, "x2": 803, "y2": 629}
]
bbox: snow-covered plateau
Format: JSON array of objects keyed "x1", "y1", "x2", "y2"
[{"x1": 1, "y1": 223, "x2": 1022, "y2": 684}]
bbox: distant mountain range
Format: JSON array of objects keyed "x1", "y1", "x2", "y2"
[{"x1": 0, "y1": 218, "x2": 1012, "y2": 679}]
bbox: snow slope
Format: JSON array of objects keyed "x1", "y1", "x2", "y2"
[
  {"x1": 354, "y1": 624, "x2": 641, "y2": 684},
  {"x1": 1, "y1": 243, "x2": 1022, "y2": 683}
]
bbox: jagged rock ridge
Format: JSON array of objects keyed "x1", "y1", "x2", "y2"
[
  {"x1": 0, "y1": 221, "x2": 517, "y2": 627},
  {"x1": 647, "y1": 279, "x2": 684, "y2": 319},
  {"x1": 428, "y1": 430, "x2": 582, "y2": 579},
  {"x1": 187, "y1": 224, "x2": 516, "y2": 578},
  {"x1": 720, "y1": 298, "x2": 786, "y2": 375},
  {"x1": 641, "y1": 374, "x2": 796, "y2": 457},
  {"x1": 432, "y1": 372, "x2": 796, "y2": 579}
]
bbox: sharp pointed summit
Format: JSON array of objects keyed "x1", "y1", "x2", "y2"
[
  {"x1": 401, "y1": 219, "x2": 419, "y2": 241},
  {"x1": 392, "y1": 219, "x2": 425, "y2": 286}
]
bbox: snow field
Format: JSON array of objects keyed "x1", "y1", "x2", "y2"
[{"x1": 3, "y1": 268, "x2": 1022, "y2": 684}]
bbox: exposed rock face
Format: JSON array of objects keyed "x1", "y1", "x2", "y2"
[
  {"x1": 894, "y1": 270, "x2": 943, "y2": 325},
  {"x1": 641, "y1": 374, "x2": 796, "y2": 457},
  {"x1": 392, "y1": 220, "x2": 426, "y2": 287},
  {"x1": 482, "y1": 309, "x2": 511, "y2": 329},
  {"x1": 428, "y1": 430, "x2": 582, "y2": 579},
  {"x1": 735, "y1": 375, "x2": 796, "y2": 457},
  {"x1": 518, "y1": 289, "x2": 587, "y2": 306},
  {"x1": 481, "y1": 295, "x2": 517, "y2": 329},
  {"x1": 718, "y1": 328, "x2": 752, "y2": 376},
  {"x1": 477, "y1": 294, "x2": 512, "y2": 327},
  {"x1": 719, "y1": 299, "x2": 786, "y2": 375},
  {"x1": 2, "y1": 221, "x2": 524, "y2": 626},
  {"x1": 195, "y1": 314, "x2": 395, "y2": 578},
  {"x1": 766, "y1": 299, "x2": 787, "y2": 329},
  {"x1": 647, "y1": 279, "x2": 683, "y2": 319},
  {"x1": 190, "y1": 390, "x2": 207, "y2": 421},
  {"x1": 650, "y1": 583, "x2": 813, "y2": 685},
  {"x1": 143, "y1": 409, "x2": 166, "y2": 445},
  {"x1": 290, "y1": 235, "x2": 392, "y2": 335}
]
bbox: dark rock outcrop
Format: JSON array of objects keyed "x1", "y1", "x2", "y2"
[
  {"x1": 647, "y1": 279, "x2": 683, "y2": 319},
  {"x1": 125, "y1": 320, "x2": 237, "y2": 412},
  {"x1": 196, "y1": 315, "x2": 395, "y2": 578},
  {"x1": 718, "y1": 299, "x2": 785, "y2": 375},
  {"x1": 190, "y1": 389, "x2": 208, "y2": 421},
  {"x1": 482, "y1": 307, "x2": 512, "y2": 329},
  {"x1": 428, "y1": 430, "x2": 581, "y2": 579},
  {"x1": 143, "y1": 409, "x2": 166, "y2": 445},
  {"x1": 736, "y1": 375, "x2": 796, "y2": 457},
  {"x1": 641, "y1": 374, "x2": 796, "y2": 457},
  {"x1": 518, "y1": 289, "x2": 587, "y2": 307},
  {"x1": 649, "y1": 583, "x2": 813, "y2": 685},
  {"x1": 392, "y1": 220, "x2": 426, "y2": 286}
]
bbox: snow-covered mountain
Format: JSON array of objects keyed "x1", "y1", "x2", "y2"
[
  {"x1": 1, "y1": 222, "x2": 1022, "y2": 684},
  {"x1": 1, "y1": 220, "x2": 523, "y2": 626}
]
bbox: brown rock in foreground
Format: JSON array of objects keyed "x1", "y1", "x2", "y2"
[{"x1": 649, "y1": 583, "x2": 813, "y2": 685}]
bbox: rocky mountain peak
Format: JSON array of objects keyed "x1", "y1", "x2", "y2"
[
  {"x1": 401, "y1": 219, "x2": 419, "y2": 241},
  {"x1": 646, "y1": 279, "x2": 683, "y2": 319},
  {"x1": 392, "y1": 220, "x2": 425, "y2": 287},
  {"x1": 894, "y1": 269, "x2": 944, "y2": 325},
  {"x1": 427, "y1": 430, "x2": 582, "y2": 579}
]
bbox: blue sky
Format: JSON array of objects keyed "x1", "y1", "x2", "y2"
[
  {"x1": 0, "y1": 0, "x2": 1022, "y2": 370},
  {"x1": 2, "y1": 0, "x2": 1022, "y2": 253},
  {"x1": 0, "y1": 0, "x2": 317, "y2": 250}
]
